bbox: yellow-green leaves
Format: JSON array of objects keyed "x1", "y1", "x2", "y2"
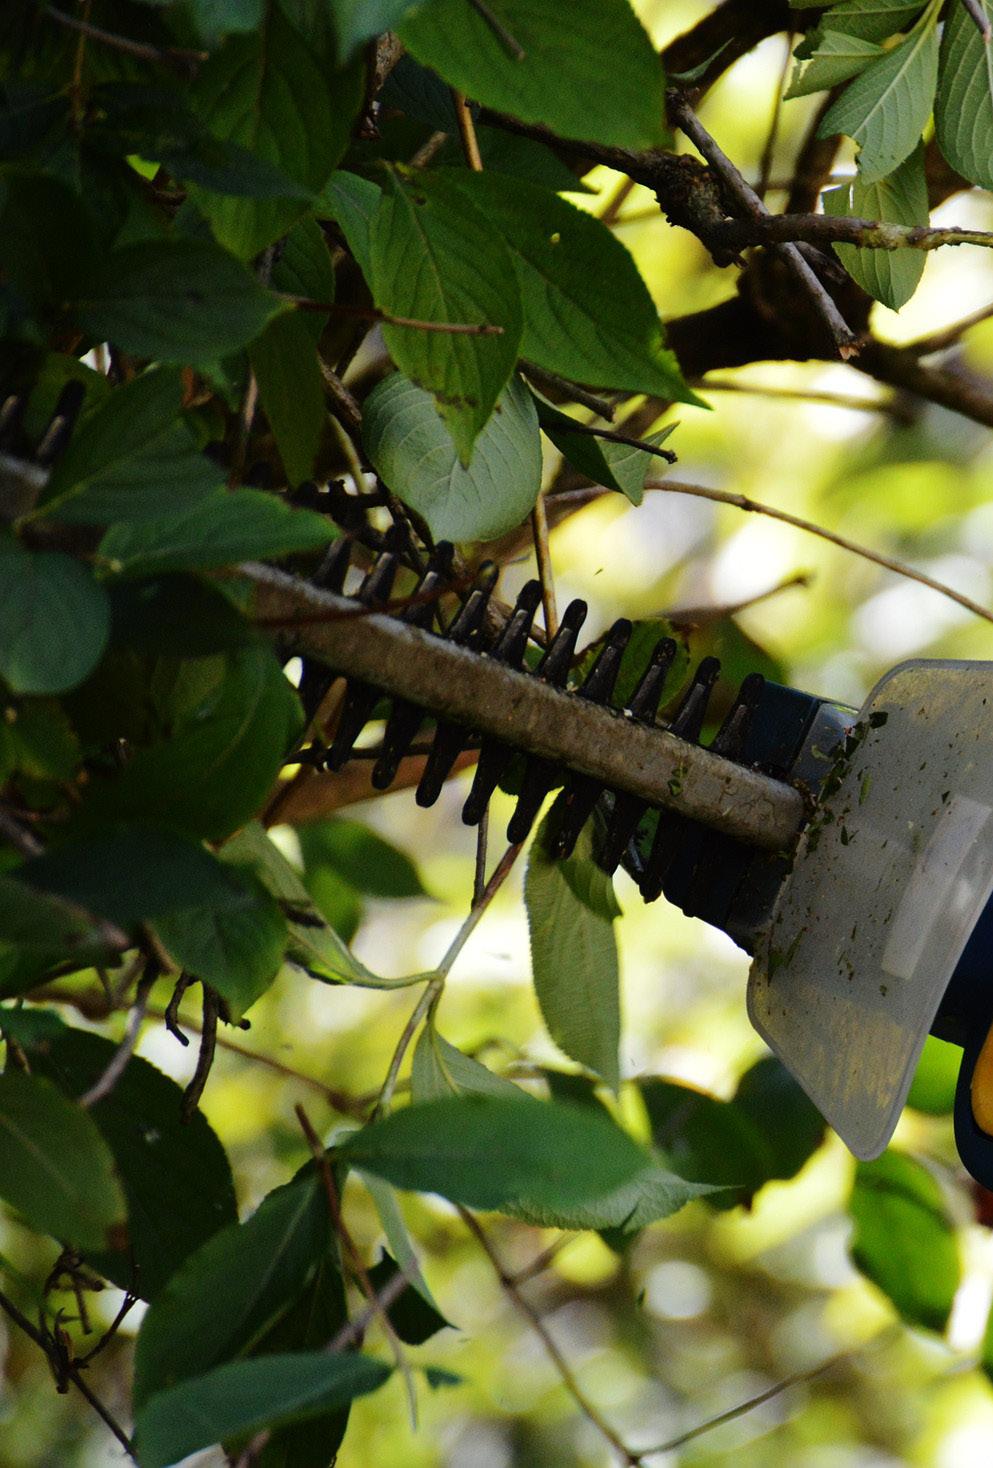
[{"x1": 824, "y1": 145, "x2": 928, "y2": 309}]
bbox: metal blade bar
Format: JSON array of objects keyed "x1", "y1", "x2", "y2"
[{"x1": 246, "y1": 562, "x2": 805, "y2": 852}]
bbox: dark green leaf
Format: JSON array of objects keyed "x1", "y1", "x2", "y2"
[
  {"x1": 108, "y1": 575, "x2": 252, "y2": 657},
  {"x1": 187, "y1": 7, "x2": 361, "y2": 257},
  {"x1": 816, "y1": 0, "x2": 926, "y2": 43},
  {"x1": 849, "y1": 1150, "x2": 959, "y2": 1331},
  {"x1": 0, "y1": 872, "x2": 124, "y2": 981},
  {"x1": 535, "y1": 396, "x2": 675, "y2": 504},
  {"x1": 134, "y1": 1171, "x2": 329, "y2": 1407},
  {"x1": 77, "y1": 646, "x2": 302, "y2": 842},
  {"x1": 410, "y1": 1025, "x2": 525, "y2": 1103},
  {"x1": 98, "y1": 489, "x2": 333, "y2": 577},
  {"x1": 443, "y1": 171, "x2": 698, "y2": 401},
  {"x1": 367, "y1": 1252, "x2": 451, "y2": 1344},
  {"x1": 823, "y1": 144, "x2": 927, "y2": 309},
  {"x1": 332, "y1": 0, "x2": 422, "y2": 59},
  {"x1": 317, "y1": 170, "x2": 380, "y2": 278},
  {"x1": 936, "y1": 0, "x2": 993, "y2": 191},
  {"x1": 76, "y1": 240, "x2": 283, "y2": 364},
  {"x1": 185, "y1": 0, "x2": 265, "y2": 41},
  {"x1": 298, "y1": 819, "x2": 426, "y2": 898},
  {"x1": 156, "y1": 873, "x2": 287, "y2": 1019},
  {"x1": 525, "y1": 814, "x2": 621, "y2": 1092},
  {"x1": 0, "y1": 697, "x2": 81, "y2": 785},
  {"x1": 0, "y1": 1071, "x2": 126, "y2": 1250},
  {"x1": 0, "y1": 537, "x2": 110, "y2": 695},
  {"x1": 364, "y1": 372, "x2": 541, "y2": 540},
  {"x1": 786, "y1": 30, "x2": 883, "y2": 99},
  {"x1": 39, "y1": 368, "x2": 224, "y2": 524},
  {"x1": 251, "y1": 312, "x2": 327, "y2": 486},
  {"x1": 641, "y1": 1055, "x2": 827, "y2": 1208},
  {"x1": 368, "y1": 167, "x2": 522, "y2": 461},
  {"x1": 135, "y1": 1352, "x2": 390, "y2": 1468},
  {"x1": 398, "y1": 0, "x2": 668, "y2": 151},
  {"x1": 819, "y1": 17, "x2": 939, "y2": 182},
  {"x1": 25, "y1": 1027, "x2": 237, "y2": 1299},
  {"x1": 270, "y1": 216, "x2": 336, "y2": 342},
  {"x1": 337, "y1": 1096, "x2": 649, "y2": 1213}
]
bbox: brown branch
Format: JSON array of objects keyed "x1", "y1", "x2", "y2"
[
  {"x1": 713, "y1": 213, "x2": 993, "y2": 255},
  {"x1": 180, "y1": 984, "x2": 219, "y2": 1121},
  {"x1": 44, "y1": 5, "x2": 207, "y2": 65},
  {"x1": 961, "y1": 0, "x2": 993, "y2": 42},
  {"x1": 906, "y1": 299, "x2": 993, "y2": 356},
  {"x1": 79, "y1": 968, "x2": 153, "y2": 1108},
  {"x1": 531, "y1": 493, "x2": 558, "y2": 638}
]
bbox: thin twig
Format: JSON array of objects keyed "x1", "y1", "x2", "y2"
[
  {"x1": 907, "y1": 299, "x2": 993, "y2": 356},
  {"x1": 559, "y1": 422, "x2": 677, "y2": 463},
  {"x1": 79, "y1": 969, "x2": 153, "y2": 1109},
  {"x1": 0, "y1": 806, "x2": 44, "y2": 859},
  {"x1": 163, "y1": 973, "x2": 192, "y2": 1047},
  {"x1": 459, "y1": 1208, "x2": 643, "y2": 1466},
  {"x1": 438, "y1": 842, "x2": 522, "y2": 975},
  {"x1": 326, "y1": 1264, "x2": 415, "y2": 1353},
  {"x1": 467, "y1": 0, "x2": 526, "y2": 59},
  {"x1": 756, "y1": 32, "x2": 793, "y2": 200},
  {"x1": 715, "y1": 212, "x2": 993, "y2": 255},
  {"x1": 669, "y1": 95, "x2": 859, "y2": 360},
  {"x1": 519, "y1": 362, "x2": 616, "y2": 420},
  {"x1": 318, "y1": 359, "x2": 363, "y2": 435},
  {"x1": 181, "y1": 985, "x2": 219, "y2": 1121},
  {"x1": 283, "y1": 297, "x2": 504, "y2": 336},
  {"x1": 44, "y1": 4, "x2": 207, "y2": 64},
  {"x1": 452, "y1": 91, "x2": 484, "y2": 171},
  {"x1": 643, "y1": 479, "x2": 993, "y2": 626},
  {"x1": 408, "y1": 129, "x2": 450, "y2": 169},
  {"x1": 0, "y1": 1287, "x2": 138, "y2": 1461},
  {"x1": 700, "y1": 378, "x2": 906, "y2": 419},
  {"x1": 531, "y1": 494, "x2": 558, "y2": 638},
  {"x1": 473, "y1": 810, "x2": 489, "y2": 908},
  {"x1": 961, "y1": 0, "x2": 993, "y2": 42}
]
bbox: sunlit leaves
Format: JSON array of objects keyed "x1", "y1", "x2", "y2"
[
  {"x1": 368, "y1": 168, "x2": 522, "y2": 462},
  {"x1": 525, "y1": 814, "x2": 621, "y2": 1092},
  {"x1": 849, "y1": 1150, "x2": 960, "y2": 1331},
  {"x1": 935, "y1": 0, "x2": 993, "y2": 191},
  {"x1": 823, "y1": 144, "x2": 928, "y2": 309},
  {"x1": 364, "y1": 371, "x2": 542, "y2": 540},
  {"x1": 0, "y1": 536, "x2": 109, "y2": 695},
  {"x1": 786, "y1": 31, "x2": 884, "y2": 99},
  {"x1": 0, "y1": 1072, "x2": 126, "y2": 1250},
  {"x1": 397, "y1": 0, "x2": 668, "y2": 150},
  {"x1": 135, "y1": 1353, "x2": 390, "y2": 1468}
]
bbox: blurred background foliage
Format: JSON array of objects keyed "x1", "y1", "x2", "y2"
[{"x1": 8, "y1": 1, "x2": 993, "y2": 1464}]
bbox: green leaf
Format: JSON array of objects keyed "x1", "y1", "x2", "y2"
[
  {"x1": 817, "y1": 0, "x2": 926, "y2": 42},
  {"x1": 250, "y1": 312, "x2": 326, "y2": 486},
  {"x1": 0, "y1": 1071, "x2": 126, "y2": 1250},
  {"x1": 641, "y1": 1056, "x2": 827, "y2": 1208},
  {"x1": 76, "y1": 239, "x2": 283, "y2": 365},
  {"x1": 39, "y1": 368, "x2": 224, "y2": 524},
  {"x1": 823, "y1": 144, "x2": 928, "y2": 309},
  {"x1": 397, "y1": 0, "x2": 668, "y2": 151},
  {"x1": 77, "y1": 646, "x2": 302, "y2": 843},
  {"x1": 25, "y1": 1027, "x2": 237, "y2": 1299},
  {"x1": 849, "y1": 1150, "x2": 959, "y2": 1331},
  {"x1": 298, "y1": 819, "x2": 426, "y2": 899},
  {"x1": 525, "y1": 813, "x2": 621, "y2": 1093},
  {"x1": 134, "y1": 1170, "x2": 329, "y2": 1407},
  {"x1": 906, "y1": 1034, "x2": 960, "y2": 1115},
  {"x1": 317, "y1": 170, "x2": 381, "y2": 278},
  {"x1": 535, "y1": 396, "x2": 675, "y2": 505},
  {"x1": 135, "y1": 1352, "x2": 390, "y2": 1468},
  {"x1": 410, "y1": 1025, "x2": 525, "y2": 1103},
  {"x1": 337, "y1": 1096, "x2": 648, "y2": 1213},
  {"x1": 785, "y1": 30, "x2": 884, "y2": 99},
  {"x1": 0, "y1": 538, "x2": 110, "y2": 695},
  {"x1": 819, "y1": 15, "x2": 939, "y2": 183},
  {"x1": 98, "y1": 489, "x2": 334, "y2": 577},
  {"x1": 368, "y1": 167, "x2": 522, "y2": 462},
  {"x1": 363, "y1": 372, "x2": 541, "y2": 541},
  {"x1": 936, "y1": 0, "x2": 993, "y2": 191},
  {"x1": 222, "y1": 823, "x2": 398, "y2": 987},
  {"x1": 367, "y1": 1252, "x2": 451, "y2": 1344},
  {"x1": 442, "y1": 171, "x2": 698, "y2": 401},
  {"x1": 270, "y1": 215, "x2": 337, "y2": 342},
  {"x1": 0, "y1": 872, "x2": 123, "y2": 988},
  {"x1": 187, "y1": 7, "x2": 361, "y2": 257},
  {"x1": 155, "y1": 873, "x2": 287, "y2": 1019},
  {"x1": 505, "y1": 1158, "x2": 710, "y2": 1235},
  {"x1": 186, "y1": 0, "x2": 265, "y2": 41},
  {"x1": 332, "y1": 0, "x2": 422, "y2": 59},
  {"x1": 107, "y1": 575, "x2": 252, "y2": 657}
]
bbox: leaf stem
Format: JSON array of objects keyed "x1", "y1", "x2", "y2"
[{"x1": 281, "y1": 297, "x2": 504, "y2": 335}]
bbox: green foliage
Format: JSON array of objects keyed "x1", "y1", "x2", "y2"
[
  {"x1": 0, "y1": 537, "x2": 110, "y2": 695},
  {"x1": 935, "y1": 0, "x2": 993, "y2": 191},
  {"x1": 823, "y1": 145, "x2": 928, "y2": 310},
  {"x1": 849, "y1": 1150, "x2": 960, "y2": 1331}
]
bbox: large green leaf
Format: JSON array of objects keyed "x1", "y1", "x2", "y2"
[
  {"x1": 444, "y1": 170, "x2": 697, "y2": 401},
  {"x1": 337, "y1": 1096, "x2": 649, "y2": 1213},
  {"x1": 317, "y1": 170, "x2": 380, "y2": 278},
  {"x1": 936, "y1": 0, "x2": 993, "y2": 191},
  {"x1": 641, "y1": 1056, "x2": 827, "y2": 1208},
  {"x1": 135, "y1": 1353, "x2": 390, "y2": 1468},
  {"x1": 270, "y1": 215, "x2": 337, "y2": 342},
  {"x1": 0, "y1": 1071, "x2": 126, "y2": 1250},
  {"x1": 332, "y1": 0, "x2": 423, "y2": 59},
  {"x1": 134, "y1": 1170, "x2": 330, "y2": 1407},
  {"x1": 0, "y1": 537, "x2": 110, "y2": 695},
  {"x1": 410, "y1": 1024, "x2": 525, "y2": 1103},
  {"x1": 187, "y1": 6, "x2": 361, "y2": 257},
  {"x1": 824, "y1": 145, "x2": 928, "y2": 310},
  {"x1": 77, "y1": 646, "x2": 302, "y2": 842},
  {"x1": 525, "y1": 814, "x2": 621, "y2": 1093},
  {"x1": 535, "y1": 396, "x2": 675, "y2": 505},
  {"x1": 819, "y1": 13, "x2": 939, "y2": 182},
  {"x1": 155, "y1": 872, "x2": 287, "y2": 1020},
  {"x1": 98, "y1": 489, "x2": 334, "y2": 577},
  {"x1": 250, "y1": 311, "x2": 327, "y2": 486},
  {"x1": 816, "y1": 0, "x2": 926, "y2": 43},
  {"x1": 368, "y1": 167, "x2": 522, "y2": 462},
  {"x1": 25, "y1": 1027, "x2": 237, "y2": 1299},
  {"x1": 786, "y1": 30, "x2": 884, "y2": 99},
  {"x1": 38, "y1": 368, "x2": 224, "y2": 524},
  {"x1": 76, "y1": 239, "x2": 283, "y2": 364},
  {"x1": 297, "y1": 819, "x2": 426, "y2": 899},
  {"x1": 363, "y1": 371, "x2": 541, "y2": 541},
  {"x1": 849, "y1": 1150, "x2": 959, "y2": 1331},
  {"x1": 504, "y1": 1159, "x2": 710, "y2": 1235},
  {"x1": 397, "y1": 0, "x2": 668, "y2": 151}
]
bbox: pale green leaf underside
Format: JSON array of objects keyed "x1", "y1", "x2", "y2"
[
  {"x1": 823, "y1": 144, "x2": 928, "y2": 309},
  {"x1": 935, "y1": 0, "x2": 993, "y2": 191},
  {"x1": 820, "y1": 17, "x2": 939, "y2": 182},
  {"x1": 786, "y1": 31, "x2": 883, "y2": 99}
]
